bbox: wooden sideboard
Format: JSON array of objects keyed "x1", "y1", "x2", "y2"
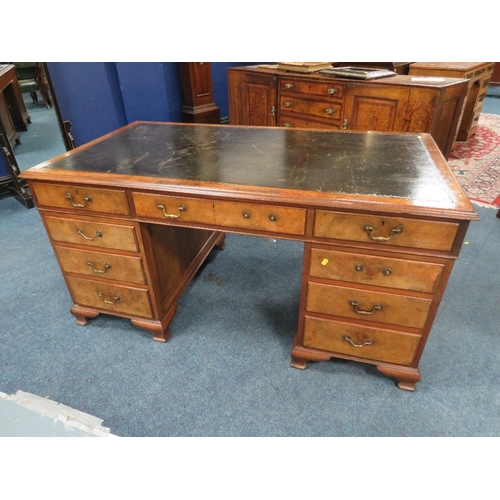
[
  {"x1": 20, "y1": 122, "x2": 478, "y2": 391},
  {"x1": 0, "y1": 64, "x2": 31, "y2": 149},
  {"x1": 409, "y1": 62, "x2": 494, "y2": 142},
  {"x1": 228, "y1": 65, "x2": 469, "y2": 159}
]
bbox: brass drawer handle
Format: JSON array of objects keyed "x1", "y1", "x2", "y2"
[
  {"x1": 284, "y1": 101, "x2": 293, "y2": 107},
  {"x1": 327, "y1": 88, "x2": 337, "y2": 95},
  {"x1": 268, "y1": 213, "x2": 278, "y2": 222},
  {"x1": 325, "y1": 108, "x2": 336, "y2": 115},
  {"x1": 77, "y1": 228, "x2": 103, "y2": 241},
  {"x1": 354, "y1": 264, "x2": 364, "y2": 272},
  {"x1": 283, "y1": 122, "x2": 291, "y2": 127},
  {"x1": 348, "y1": 300, "x2": 383, "y2": 315},
  {"x1": 97, "y1": 292, "x2": 120, "y2": 305},
  {"x1": 342, "y1": 118, "x2": 348, "y2": 130},
  {"x1": 87, "y1": 260, "x2": 111, "y2": 274},
  {"x1": 363, "y1": 224, "x2": 403, "y2": 241},
  {"x1": 157, "y1": 202, "x2": 187, "y2": 219},
  {"x1": 342, "y1": 335, "x2": 375, "y2": 348},
  {"x1": 66, "y1": 193, "x2": 92, "y2": 208},
  {"x1": 242, "y1": 210, "x2": 251, "y2": 219},
  {"x1": 284, "y1": 83, "x2": 294, "y2": 89}
]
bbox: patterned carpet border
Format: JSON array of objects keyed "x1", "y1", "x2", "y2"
[{"x1": 448, "y1": 113, "x2": 500, "y2": 208}]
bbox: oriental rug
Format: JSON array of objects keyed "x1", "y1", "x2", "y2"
[{"x1": 448, "y1": 113, "x2": 500, "y2": 207}]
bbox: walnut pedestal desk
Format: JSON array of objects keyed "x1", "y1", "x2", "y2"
[{"x1": 20, "y1": 122, "x2": 479, "y2": 391}]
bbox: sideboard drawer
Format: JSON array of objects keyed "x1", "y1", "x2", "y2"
[
  {"x1": 280, "y1": 79, "x2": 344, "y2": 98},
  {"x1": 44, "y1": 215, "x2": 139, "y2": 252},
  {"x1": 309, "y1": 247, "x2": 445, "y2": 293},
  {"x1": 303, "y1": 316, "x2": 421, "y2": 365},
  {"x1": 32, "y1": 182, "x2": 130, "y2": 215},
  {"x1": 306, "y1": 281, "x2": 432, "y2": 329},
  {"x1": 55, "y1": 246, "x2": 146, "y2": 284},
  {"x1": 279, "y1": 96, "x2": 342, "y2": 121},
  {"x1": 314, "y1": 210, "x2": 459, "y2": 251},
  {"x1": 67, "y1": 276, "x2": 153, "y2": 318}
]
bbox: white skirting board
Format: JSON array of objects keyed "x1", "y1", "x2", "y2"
[{"x1": 0, "y1": 390, "x2": 116, "y2": 437}]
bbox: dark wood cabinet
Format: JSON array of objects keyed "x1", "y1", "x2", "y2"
[
  {"x1": 409, "y1": 62, "x2": 495, "y2": 142},
  {"x1": 228, "y1": 65, "x2": 468, "y2": 159}
]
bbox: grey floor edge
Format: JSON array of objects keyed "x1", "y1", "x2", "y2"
[{"x1": 0, "y1": 390, "x2": 116, "y2": 437}]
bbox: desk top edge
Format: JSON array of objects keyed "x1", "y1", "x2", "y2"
[{"x1": 20, "y1": 122, "x2": 479, "y2": 221}]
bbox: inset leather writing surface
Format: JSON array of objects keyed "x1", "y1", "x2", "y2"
[{"x1": 38, "y1": 123, "x2": 454, "y2": 204}]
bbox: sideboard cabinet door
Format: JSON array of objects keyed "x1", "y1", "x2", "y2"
[
  {"x1": 228, "y1": 70, "x2": 277, "y2": 126},
  {"x1": 343, "y1": 84, "x2": 410, "y2": 132}
]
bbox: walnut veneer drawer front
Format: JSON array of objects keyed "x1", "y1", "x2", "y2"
[
  {"x1": 213, "y1": 199, "x2": 306, "y2": 235},
  {"x1": 303, "y1": 316, "x2": 421, "y2": 365},
  {"x1": 280, "y1": 79, "x2": 344, "y2": 98},
  {"x1": 314, "y1": 211, "x2": 459, "y2": 251},
  {"x1": 66, "y1": 276, "x2": 153, "y2": 318},
  {"x1": 32, "y1": 182, "x2": 130, "y2": 215},
  {"x1": 133, "y1": 193, "x2": 307, "y2": 236},
  {"x1": 307, "y1": 282, "x2": 432, "y2": 329},
  {"x1": 279, "y1": 97, "x2": 342, "y2": 121},
  {"x1": 44, "y1": 215, "x2": 139, "y2": 252},
  {"x1": 55, "y1": 246, "x2": 146, "y2": 284},
  {"x1": 309, "y1": 247, "x2": 445, "y2": 293}
]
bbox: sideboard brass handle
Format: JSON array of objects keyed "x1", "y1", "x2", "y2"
[
  {"x1": 342, "y1": 335, "x2": 375, "y2": 348},
  {"x1": 363, "y1": 224, "x2": 403, "y2": 241},
  {"x1": 242, "y1": 210, "x2": 251, "y2": 219},
  {"x1": 87, "y1": 261, "x2": 111, "y2": 274},
  {"x1": 381, "y1": 267, "x2": 392, "y2": 276},
  {"x1": 66, "y1": 193, "x2": 92, "y2": 208},
  {"x1": 268, "y1": 213, "x2": 278, "y2": 222},
  {"x1": 284, "y1": 101, "x2": 293, "y2": 107},
  {"x1": 327, "y1": 88, "x2": 337, "y2": 95},
  {"x1": 157, "y1": 202, "x2": 187, "y2": 219},
  {"x1": 325, "y1": 108, "x2": 336, "y2": 115},
  {"x1": 348, "y1": 300, "x2": 383, "y2": 315},
  {"x1": 283, "y1": 122, "x2": 291, "y2": 127},
  {"x1": 284, "y1": 83, "x2": 294, "y2": 89},
  {"x1": 77, "y1": 228, "x2": 103, "y2": 241},
  {"x1": 342, "y1": 118, "x2": 348, "y2": 130},
  {"x1": 97, "y1": 292, "x2": 120, "y2": 305},
  {"x1": 354, "y1": 264, "x2": 364, "y2": 272}
]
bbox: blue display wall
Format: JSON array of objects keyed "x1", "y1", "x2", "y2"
[{"x1": 46, "y1": 62, "x2": 252, "y2": 148}]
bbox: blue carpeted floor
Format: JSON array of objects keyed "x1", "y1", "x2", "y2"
[{"x1": 1, "y1": 88, "x2": 500, "y2": 438}]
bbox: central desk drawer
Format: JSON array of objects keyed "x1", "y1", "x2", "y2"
[
  {"x1": 67, "y1": 276, "x2": 153, "y2": 318},
  {"x1": 31, "y1": 182, "x2": 130, "y2": 215},
  {"x1": 306, "y1": 282, "x2": 432, "y2": 329},
  {"x1": 133, "y1": 193, "x2": 307, "y2": 235},
  {"x1": 44, "y1": 215, "x2": 139, "y2": 252},
  {"x1": 133, "y1": 193, "x2": 216, "y2": 225},
  {"x1": 55, "y1": 246, "x2": 146, "y2": 284},
  {"x1": 314, "y1": 210, "x2": 459, "y2": 251},
  {"x1": 303, "y1": 316, "x2": 421, "y2": 365},
  {"x1": 213, "y1": 200, "x2": 306, "y2": 235}
]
